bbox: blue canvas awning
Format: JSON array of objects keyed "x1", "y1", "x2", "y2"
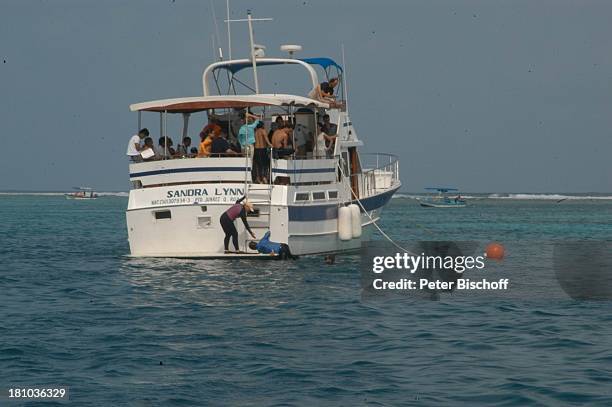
[
  {"x1": 216, "y1": 57, "x2": 343, "y2": 74},
  {"x1": 300, "y1": 58, "x2": 343, "y2": 72}
]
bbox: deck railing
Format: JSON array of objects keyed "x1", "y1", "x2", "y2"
[{"x1": 356, "y1": 153, "x2": 400, "y2": 197}]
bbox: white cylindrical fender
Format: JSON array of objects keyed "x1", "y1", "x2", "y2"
[
  {"x1": 349, "y1": 204, "x2": 362, "y2": 238},
  {"x1": 338, "y1": 206, "x2": 352, "y2": 241}
]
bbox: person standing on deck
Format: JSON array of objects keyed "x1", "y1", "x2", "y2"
[
  {"x1": 238, "y1": 111, "x2": 261, "y2": 157},
  {"x1": 219, "y1": 196, "x2": 256, "y2": 253},
  {"x1": 322, "y1": 114, "x2": 338, "y2": 135},
  {"x1": 316, "y1": 122, "x2": 337, "y2": 158},
  {"x1": 271, "y1": 125, "x2": 291, "y2": 148},
  {"x1": 271, "y1": 125, "x2": 294, "y2": 159},
  {"x1": 126, "y1": 128, "x2": 149, "y2": 162},
  {"x1": 253, "y1": 121, "x2": 273, "y2": 183}
]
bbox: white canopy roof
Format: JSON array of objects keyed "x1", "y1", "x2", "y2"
[{"x1": 130, "y1": 94, "x2": 329, "y2": 113}]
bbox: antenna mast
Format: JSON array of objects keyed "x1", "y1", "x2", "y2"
[
  {"x1": 225, "y1": 10, "x2": 272, "y2": 94},
  {"x1": 341, "y1": 44, "x2": 350, "y2": 114},
  {"x1": 210, "y1": 0, "x2": 224, "y2": 60},
  {"x1": 226, "y1": 0, "x2": 232, "y2": 59}
]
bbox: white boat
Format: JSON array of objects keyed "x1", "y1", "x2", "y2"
[
  {"x1": 125, "y1": 12, "x2": 401, "y2": 258},
  {"x1": 66, "y1": 187, "x2": 97, "y2": 200}
]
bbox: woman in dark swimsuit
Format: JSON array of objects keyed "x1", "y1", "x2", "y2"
[{"x1": 219, "y1": 196, "x2": 256, "y2": 253}]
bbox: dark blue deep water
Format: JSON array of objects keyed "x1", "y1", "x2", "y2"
[{"x1": 1, "y1": 194, "x2": 612, "y2": 406}]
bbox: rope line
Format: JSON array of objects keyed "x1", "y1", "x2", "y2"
[{"x1": 338, "y1": 161, "x2": 415, "y2": 255}]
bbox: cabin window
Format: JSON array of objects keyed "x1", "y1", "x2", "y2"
[
  {"x1": 312, "y1": 191, "x2": 326, "y2": 201},
  {"x1": 274, "y1": 176, "x2": 291, "y2": 185},
  {"x1": 197, "y1": 216, "x2": 212, "y2": 228},
  {"x1": 154, "y1": 210, "x2": 171, "y2": 220},
  {"x1": 328, "y1": 190, "x2": 338, "y2": 199},
  {"x1": 295, "y1": 192, "x2": 310, "y2": 202}
]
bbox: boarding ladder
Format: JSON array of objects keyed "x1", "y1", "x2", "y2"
[
  {"x1": 241, "y1": 147, "x2": 277, "y2": 253},
  {"x1": 243, "y1": 183, "x2": 273, "y2": 253}
]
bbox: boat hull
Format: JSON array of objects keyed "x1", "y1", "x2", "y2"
[
  {"x1": 65, "y1": 196, "x2": 97, "y2": 200},
  {"x1": 419, "y1": 202, "x2": 465, "y2": 208},
  {"x1": 126, "y1": 185, "x2": 398, "y2": 258}
]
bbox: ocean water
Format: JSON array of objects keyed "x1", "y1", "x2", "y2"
[{"x1": 1, "y1": 194, "x2": 612, "y2": 406}]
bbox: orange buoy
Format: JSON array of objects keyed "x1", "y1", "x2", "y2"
[{"x1": 485, "y1": 242, "x2": 505, "y2": 260}]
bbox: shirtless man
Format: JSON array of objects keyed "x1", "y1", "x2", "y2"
[
  {"x1": 271, "y1": 125, "x2": 290, "y2": 148},
  {"x1": 253, "y1": 122, "x2": 273, "y2": 183},
  {"x1": 271, "y1": 125, "x2": 294, "y2": 159},
  {"x1": 255, "y1": 122, "x2": 273, "y2": 149}
]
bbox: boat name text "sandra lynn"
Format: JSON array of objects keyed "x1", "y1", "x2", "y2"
[{"x1": 166, "y1": 188, "x2": 244, "y2": 199}]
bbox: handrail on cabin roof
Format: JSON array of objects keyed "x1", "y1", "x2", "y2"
[{"x1": 202, "y1": 57, "x2": 342, "y2": 96}]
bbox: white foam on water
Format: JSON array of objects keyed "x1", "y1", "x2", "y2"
[
  {"x1": 97, "y1": 192, "x2": 129, "y2": 197},
  {"x1": 392, "y1": 194, "x2": 420, "y2": 199},
  {"x1": 488, "y1": 194, "x2": 612, "y2": 200},
  {"x1": 393, "y1": 193, "x2": 478, "y2": 199},
  {"x1": 0, "y1": 192, "x2": 66, "y2": 196},
  {"x1": 392, "y1": 193, "x2": 612, "y2": 200}
]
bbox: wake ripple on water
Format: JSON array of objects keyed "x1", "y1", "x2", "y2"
[{"x1": 1, "y1": 195, "x2": 612, "y2": 405}]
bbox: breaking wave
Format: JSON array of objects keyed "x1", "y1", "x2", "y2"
[
  {"x1": 393, "y1": 193, "x2": 477, "y2": 199},
  {"x1": 97, "y1": 192, "x2": 129, "y2": 197},
  {"x1": 488, "y1": 193, "x2": 612, "y2": 200},
  {"x1": 393, "y1": 193, "x2": 612, "y2": 200}
]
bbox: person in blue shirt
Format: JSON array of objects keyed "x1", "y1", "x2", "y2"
[
  {"x1": 238, "y1": 111, "x2": 262, "y2": 156},
  {"x1": 248, "y1": 231, "x2": 296, "y2": 260}
]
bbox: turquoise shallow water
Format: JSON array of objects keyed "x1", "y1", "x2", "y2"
[{"x1": 1, "y1": 195, "x2": 612, "y2": 406}]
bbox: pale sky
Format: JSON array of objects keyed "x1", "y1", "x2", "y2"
[{"x1": 1, "y1": 0, "x2": 611, "y2": 192}]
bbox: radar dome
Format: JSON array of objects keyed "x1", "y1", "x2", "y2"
[{"x1": 280, "y1": 44, "x2": 303, "y2": 56}]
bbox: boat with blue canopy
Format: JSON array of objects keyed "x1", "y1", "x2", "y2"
[{"x1": 418, "y1": 187, "x2": 466, "y2": 208}]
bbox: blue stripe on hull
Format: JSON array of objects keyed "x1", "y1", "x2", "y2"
[
  {"x1": 289, "y1": 204, "x2": 338, "y2": 221},
  {"x1": 272, "y1": 168, "x2": 335, "y2": 174},
  {"x1": 131, "y1": 167, "x2": 250, "y2": 178},
  {"x1": 131, "y1": 166, "x2": 334, "y2": 178},
  {"x1": 357, "y1": 187, "x2": 398, "y2": 211},
  {"x1": 288, "y1": 187, "x2": 399, "y2": 221}
]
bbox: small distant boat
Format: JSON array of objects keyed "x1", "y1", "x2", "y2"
[
  {"x1": 65, "y1": 187, "x2": 97, "y2": 200},
  {"x1": 417, "y1": 187, "x2": 466, "y2": 208}
]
